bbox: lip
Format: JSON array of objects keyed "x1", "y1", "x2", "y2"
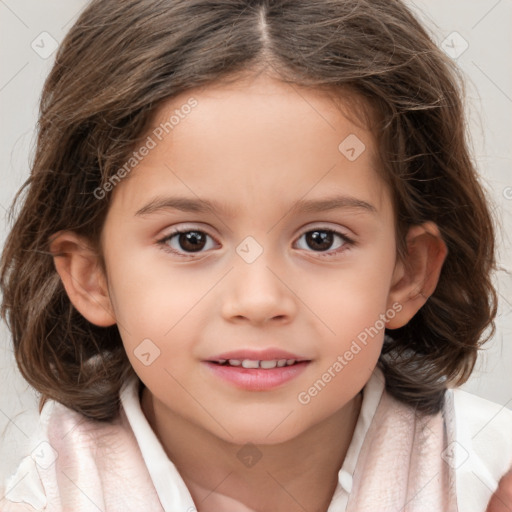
[
  {"x1": 207, "y1": 348, "x2": 308, "y2": 362},
  {"x1": 203, "y1": 348, "x2": 311, "y2": 391}
]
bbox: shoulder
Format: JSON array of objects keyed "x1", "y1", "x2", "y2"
[
  {"x1": 447, "y1": 388, "x2": 512, "y2": 510},
  {"x1": 2, "y1": 384, "x2": 159, "y2": 511},
  {"x1": 0, "y1": 400, "x2": 82, "y2": 512},
  {"x1": 1, "y1": 400, "x2": 113, "y2": 511},
  {"x1": 453, "y1": 388, "x2": 512, "y2": 435},
  {"x1": 451, "y1": 388, "x2": 512, "y2": 469},
  {"x1": 1, "y1": 456, "x2": 46, "y2": 511}
]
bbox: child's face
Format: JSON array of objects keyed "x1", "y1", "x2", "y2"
[{"x1": 100, "y1": 74, "x2": 402, "y2": 443}]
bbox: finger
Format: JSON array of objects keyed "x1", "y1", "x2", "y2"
[{"x1": 487, "y1": 470, "x2": 512, "y2": 512}]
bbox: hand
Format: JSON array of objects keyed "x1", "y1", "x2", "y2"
[{"x1": 486, "y1": 469, "x2": 512, "y2": 512}]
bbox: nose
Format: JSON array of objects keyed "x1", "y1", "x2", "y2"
[{"x1": 221, "y1": 256, "x2": 297, "y2": 325}]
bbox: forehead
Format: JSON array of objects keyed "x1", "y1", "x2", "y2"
[
  {"x1": 110, "y1": 73, "x2": 391, "y2": 219},
  {"x1": 152, "y1": 73, "x2": 374, "y2": 148}
]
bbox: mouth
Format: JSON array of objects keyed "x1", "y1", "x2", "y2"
[
  {"x1": 203, "y1": 350, "x2": 311, "y2": 390},
  {"x1": 208, "y1": 358, "x2": 306, "y2": 369}
]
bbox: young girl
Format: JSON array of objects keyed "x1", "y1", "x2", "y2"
[{"x1": 1, "y1": 0, "x2": 511, "y2": 511}]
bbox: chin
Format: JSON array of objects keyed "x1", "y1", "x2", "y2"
[{"x1": 211, "y1": 417, "x2": 306, "y2": 447}]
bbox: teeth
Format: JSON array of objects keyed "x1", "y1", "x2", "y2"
[
  {"x1": 241, "y1": 359, "x2": 260, "y2": 369},
  {"x1": 219, "y1": 358, "x2": 300, "y2": 368}
]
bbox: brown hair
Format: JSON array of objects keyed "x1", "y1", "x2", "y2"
[{"x1": 1, "y1": 0, "x2": 496, "y2": 420}]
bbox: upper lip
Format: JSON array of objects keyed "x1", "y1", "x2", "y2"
[{"x1": 206, "y1": 348, "x2": 310, "y2": 362}]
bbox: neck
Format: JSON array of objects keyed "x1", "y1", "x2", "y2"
[{"x1": 141, "y1": 389, "x2": 362, "y2": 512}]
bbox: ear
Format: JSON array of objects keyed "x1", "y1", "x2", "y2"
[
  {"x1": 386, "y1": 222, "x2": 447, "y2": 329},
  {"x1": 49, "y1": 231, "x2": 116, "y2": 327}
]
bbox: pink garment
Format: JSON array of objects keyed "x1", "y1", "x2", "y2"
[
  {"x1": 4, "y1": 402, "x2": 169, "y2": 511},
  {"x1": 2, "y1": 367, "x2": 511, "y2": 512},
  {"x1": 346, "y1": 388, "x2": 457, "y2": 511}
]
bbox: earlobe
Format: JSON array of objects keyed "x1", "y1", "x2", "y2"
[
  {"x1": 49, "y1": 231, "x2": 116, "y2": 327},
  {"x1": 386, "y1": 222, "x2": 448, "y2": 329}
]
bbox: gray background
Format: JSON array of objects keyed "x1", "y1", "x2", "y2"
[{"x1": 1, "y1": 0, "x2": 511, "y2": 488}]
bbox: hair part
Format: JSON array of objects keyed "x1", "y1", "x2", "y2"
[{"x1": 1, "y1": 0, "x2": 496, "y2": 420}]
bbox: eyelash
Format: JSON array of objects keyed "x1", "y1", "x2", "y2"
[{"x1": 157, "y1": 226, "x2": 355, "y2": 259}]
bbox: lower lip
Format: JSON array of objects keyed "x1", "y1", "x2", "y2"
[{"x1": 203, "y1": 361, "x2": 310, "y2": 391}]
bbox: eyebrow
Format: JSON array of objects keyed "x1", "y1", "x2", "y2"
[{"x1": 134, "y1": 194, "x2": 377, "y2": 217}]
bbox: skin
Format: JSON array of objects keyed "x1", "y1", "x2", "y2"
[
  {"x1": 487, "y1": 470, "x2": 512, "y2": 512},
  {"x1": 51, "y1": 73, "x2": 449, "y2": 512}
]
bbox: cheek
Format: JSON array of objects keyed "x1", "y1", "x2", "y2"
[
  {"x1": 104, "y1": 246, "x2": 198, "y2": 340},
  {"x1": 297, "y1": 268, "x2": 391, "y2": 412},
  {"x1": 307, "y1": 246, "x2": 396, "y2": 341},
  {"x1": 104, "y1": 244, "x2": 225, "y2": 381}
]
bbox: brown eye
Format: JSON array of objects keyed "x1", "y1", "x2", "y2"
[
  {"x1": 161, "y1": 230, "x2": 216, "y2": 254},
  {"x1": 305, "y1": 230, "x2": 335, "y2": 251},
  {"x1": 295, "y1": 228, "x2": 351, "y2": 255},
  {"x1": 177, "y1": 231, "x2": 207, "y2": 252}
]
